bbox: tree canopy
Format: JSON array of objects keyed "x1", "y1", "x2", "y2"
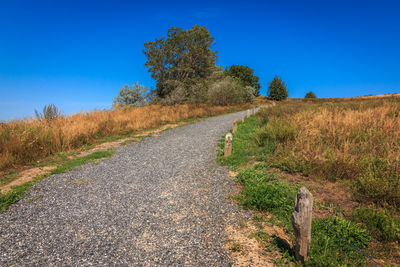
[
  {"x1": 268, "y1": 75, "x2": 288, "y2": 101},
  {"x1": 224, "y1": 65, "x2": 261, "y2": 96},
  {"x1": 143, "y1": 25, "x2": 217, "y2": 99},
  {"x1": 304, "y1": 91, "x2": 317, "y2": 99}
]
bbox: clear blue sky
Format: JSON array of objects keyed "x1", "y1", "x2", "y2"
[{"x1": 1, "y1": 0, "x2": 399, "y2": 120}]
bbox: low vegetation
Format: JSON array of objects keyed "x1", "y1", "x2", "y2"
[
  {"x1": 256, "y1": 97, "x2": 400, "y2": 207},
  {"x1": 0, "y1": 104, "x2": 245, "y2": 173},
  {"x1": 219, "y1": 96, "x2": 400, "y2": 265}
]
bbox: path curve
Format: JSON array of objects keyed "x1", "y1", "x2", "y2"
[{"x1": 0, "y1": 110, "x2": 251, "y2": 266}]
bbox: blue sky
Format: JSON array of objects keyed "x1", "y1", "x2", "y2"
[{"x1": 1, "y1": 0, "x2": 399, "y2": 120}]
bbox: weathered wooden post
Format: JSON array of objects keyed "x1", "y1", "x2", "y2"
[
  {"x1": 247, "y1": 109, "x2": 250, "y2": 117},
  {"x1": 292, "y1": 187, "x2": 313, "y2": 263},
  {"x1": 224, "y1": 133, "x2": 233, "y2": 157},
  {"x1": 232, "y1": 119, "x2": 237, "y2": 133},
  {"x1": 242, "y1": 115, "x2": 245, "y2": 122}
]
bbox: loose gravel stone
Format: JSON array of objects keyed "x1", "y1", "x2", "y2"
[{"x1": 0, "y1": 110, "x2": 253, "y2": 266}]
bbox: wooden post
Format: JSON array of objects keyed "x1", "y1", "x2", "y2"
[
  {"x1": 292, "y1": 187, "x2": 313, "y2": 263},
  {"x1": 247, "y1": 109, "x2": 250, "y2": 117},
  {"x1": 242, "y1": 115, "x2": 245, "y2": 122},
  {"x1": 232, "y1": 119, "x2": 237, "y2": 133},
  {"x1": 224, "y1": 133, "x2": 232, "y2": 157}
]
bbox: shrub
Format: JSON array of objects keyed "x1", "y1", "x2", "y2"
[
  {"x1": 305, "y1": 91, "x2": 317, "y2": 99},
  {"x1": 113, "y1": 82, "x2": 150, "y2": 107},
  {"x1": 267, "y1": 75, "x2": 288, "y2": 101},
  {"x1": 224, "y1": 65, "x2": 261, "y2": 96},
  {"x1": 208, "y1": 76, "x2": 247, "y2": 105},
  {"x1": 34, "y1": 104, "x2": 63, "y2": 121}
]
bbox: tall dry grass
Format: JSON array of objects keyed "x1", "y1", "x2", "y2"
[
  {"x1": 256, "y1": 97, "x2": 400, "y2": 206},
  {"x1": 0, "y1": 104, "x2": 240, "y2": 171}
]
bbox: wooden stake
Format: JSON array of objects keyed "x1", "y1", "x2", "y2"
[
  {"x1": 224, "y1": 133, "x2": 232, "y2": 157},
  {"x1": 232, "y1": 119, "x2": 237, "y2": 133},
  {"x1": 292, "y1": 187, "x2": 313, "y2": 263}
]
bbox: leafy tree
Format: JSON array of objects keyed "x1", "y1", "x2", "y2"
[
  {"x1": 113, "y1": 82, "x2": 149, "y2": 107},
  {"x1": 224, "y1": 65, "x2": 261, "y2": 96},
  {"x1": 35, "y1": 104, "x2": 63, "y2": 121},
  {"x1": 143, "y1": 25, "x2": 217, "y2": 100},
  {"x1": 304, "y1": 91, "x2": 317, "y2": 99},
  {"x1": 267, "y1": 75, "x2": 288, "y2": 101}
]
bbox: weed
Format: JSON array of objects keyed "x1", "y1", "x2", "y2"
[{"x1": 229, "y1": 242, "x2": 242, "y2": 252}]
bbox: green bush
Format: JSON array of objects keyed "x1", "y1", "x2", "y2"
[
  {"x1": 208, "y1": 76, "x2": 248, "y2": 105},
  {"x1": 113, "y1": 82, "x2": 150, "y2": 107}
]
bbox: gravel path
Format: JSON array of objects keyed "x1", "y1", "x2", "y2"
[{"x1": 0, "y1": 110, "x2": 252, "y2": 266}]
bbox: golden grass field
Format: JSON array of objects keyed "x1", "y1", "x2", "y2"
[
  {"x1": 0, "y1": 103, "x2": 249, "y2": 173},
  {"x1": 257, "y1": 95, "x2": 400, "y2": 206}
]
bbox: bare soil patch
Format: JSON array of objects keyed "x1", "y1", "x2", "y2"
[{"x1": 1, "y1": 166, "x2": 56, "y2": 194}]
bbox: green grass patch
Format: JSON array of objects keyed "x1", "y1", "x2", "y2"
[
  {"x1": 217, "y1": 116, "x2": 260, "y2": 170},
  {"x1": 0, "y1": 173, "x2": 49, "y2": 212},
  {"x1": 308, "y1": 217, "x2": 371, "y2": 266},
  {"x1": 51, "y1": 149, "x2": 114, "y2": 175},
  {"x1": 0, "y1": 149, "x2": 115, "y2": 212},
  {"x1": 352, "y1": 205, "x2": 400, "y2": 242},
  {"x1": 235, "y1": 164, "x2": 297, "y2": 227}
]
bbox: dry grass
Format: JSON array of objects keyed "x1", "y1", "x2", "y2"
[
  {"x1": 256, "y1": 96, "x2": 400, "y2": 206},
  {"x1": 0, "y1": 104, "x2": 244, "y2": 172}
]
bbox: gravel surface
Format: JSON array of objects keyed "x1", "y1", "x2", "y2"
[{"x1": 0, "y1": 110, "x2": 253, "y2": 266}]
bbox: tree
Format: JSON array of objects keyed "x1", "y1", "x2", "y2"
[
  {"x1": 268, "y1": 75, "x2": 288, "y2": 101},
  {"x1": 304, "y1": 91, "x2": 317, "y2": 99},
  {"x1": 113, "y1": 82, "x2": 149, "y2": 108},
  {"x1": 224, "y1": 65, "x2": 261, "y2": 96},
  {"x1": 143, "y1": 25, "x2": 218, "y2": 100}
]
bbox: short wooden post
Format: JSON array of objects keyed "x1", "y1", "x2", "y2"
[
  {"x1": 247, "y1": 109, "x2": 250, "y2": 117},
  {"x1": 292, "y1": 187, "x2": 313, "y2": 263},
  {"x1": 232, "y1": 119, "x2": 237, "y2": 133},
  {"x1": 224, "y1": 133, "x2": 232, "y2": 157},
  {"x1": 242, "y1": 115, "x2": 245, "y2": 122}
]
